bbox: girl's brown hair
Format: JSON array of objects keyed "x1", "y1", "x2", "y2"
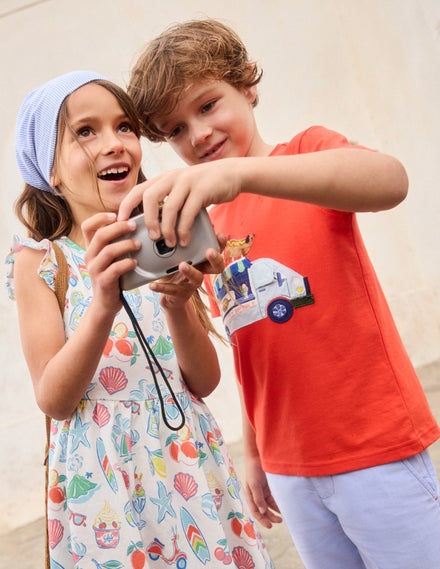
[{"x1": 129, "y1": 18, "x2": 262, "y2": 142}]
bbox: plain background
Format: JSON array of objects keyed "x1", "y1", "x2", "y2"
[{"x1": 1, "y1": 0, "x2": 439, "y2": 534}]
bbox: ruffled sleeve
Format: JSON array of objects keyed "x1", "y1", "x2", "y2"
[{"x1": 5, "y1": 235, "x2": 60, "y2": 301}]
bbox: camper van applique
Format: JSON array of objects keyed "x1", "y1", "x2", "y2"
[{"x1": 212, "y1": 255, "x2": 314, "y2": 339}]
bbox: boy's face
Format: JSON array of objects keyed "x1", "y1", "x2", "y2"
[{"x1": 154, "y1": 80, "x2": 264, "y2": 164}]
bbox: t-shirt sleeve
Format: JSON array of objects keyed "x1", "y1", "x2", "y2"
[
  {"x1": 5, "y1": 235, "x2": 59, "y2": 301},
  {"x1": 286, "y1": 125, "x2": 373, "y2": 154},
  {"x1": 203, "y1": 274, "x2": 221, "y2": 318}
]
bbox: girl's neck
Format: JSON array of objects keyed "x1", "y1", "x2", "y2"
[{"x1": 68, "y1": 227, "x2": 86, "y2": 249}]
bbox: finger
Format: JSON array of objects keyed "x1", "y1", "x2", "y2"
[
  {"x1": 204, "y1": 249, "x2": 225, "y2": 274},
  {"x1": 86, "y1": 240, "x2": 140, "y2": 283},
  {"x1": 245, "y1": 486, "x2": 274, "y2": 529},
  {"x1": 82, "y1": 212, "x2": 117, "y2": 247},
  {"x1": 84, "y1": 220, "x2": 138, "y2": 268},
  {"x1": 117, "y1": 180, "x2": 148, "y2": 221}
]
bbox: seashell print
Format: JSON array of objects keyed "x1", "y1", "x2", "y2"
[
  {"x1": 48, "y1": 518, "x2": 64, "y2": 549},
  {"x1": 93, "y1": 403, "x2": 110, "y2": 427},
  {"x1": 99, "y1": 366, "x2": 127, "y2": 394},
  {"x1": 174, "y1": 472, "x2": 198, "y2": 501},
  {"x1": 232, "y1": 546, "x2": 255, "y2": 569}
]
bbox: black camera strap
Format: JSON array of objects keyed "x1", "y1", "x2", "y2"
[{"x1": 120, "y1": 291, "x2": 186, "y2": 432}]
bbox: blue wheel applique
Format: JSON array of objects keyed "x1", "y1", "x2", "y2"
[{"x1": 267, "y1": 298, "x2": 294, "y2": 323}]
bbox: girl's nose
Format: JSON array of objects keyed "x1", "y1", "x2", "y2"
[
  {"x1": 101, "y1": 130, "x2": 124, "y2": 154},
  {"x1": 190, "y1": 120, "x2": 212, "y2": 147}
]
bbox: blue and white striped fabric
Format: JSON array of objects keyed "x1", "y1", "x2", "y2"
[{"x1": 15, "y1": 70, "x2": 108, "y2": 192}]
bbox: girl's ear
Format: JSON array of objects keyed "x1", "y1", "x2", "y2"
[{"x1": 50, "y1": 171, "x2": 61, "y2": 188}]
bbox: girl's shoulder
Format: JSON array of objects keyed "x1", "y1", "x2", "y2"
[{"x1": 5, "y1": 235, "x2": 69, "y2": 301}]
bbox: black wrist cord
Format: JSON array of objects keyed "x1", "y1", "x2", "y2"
[{"x1": 120, "y1": 290, "x2": 186, "y2": 432}]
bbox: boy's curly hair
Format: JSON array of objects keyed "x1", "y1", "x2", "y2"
[{"x1": 128, "y1": 18, "x2": 263, "y2": 142}]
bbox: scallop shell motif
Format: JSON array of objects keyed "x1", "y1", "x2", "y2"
[
  {"x1": 174, "y1": 472, "x2": 198, "y2": 501},
  {"x1": 99, "y1": 366, "x2": 127, "y2": 394},
  {"x1": 48, "y1": 519, "x2": 64, "y2": 549},
  {"x1": 93, "y1": 403, "x2": 110, "y2": 427},
  {"x1": 232, "y1": 546, "x2": 255, "y2": 569}
]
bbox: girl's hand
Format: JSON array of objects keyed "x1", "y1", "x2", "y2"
[
  {"x1": 118, "y1": 159, "x2": 242, "y2": 248},
  {"x1": 81, "y1": 212, "x2": 141, "y2": 313},
  {"x1": 150, "y1": 247, "x2": 224, "y2": 311}
]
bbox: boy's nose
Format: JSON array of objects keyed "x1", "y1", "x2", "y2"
[{"x1": 190, "y1": 120, "x2": 212, "y2": 147}]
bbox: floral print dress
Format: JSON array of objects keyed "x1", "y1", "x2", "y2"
[{"x1": 6, "y1": 236, "x2": 274, "y2": 569}]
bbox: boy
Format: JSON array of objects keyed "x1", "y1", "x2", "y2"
[{"x1": 120, "y1": 19, "x2": 440, "y2": 569}]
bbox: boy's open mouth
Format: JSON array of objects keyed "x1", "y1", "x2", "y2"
[{"x1": 98, "y1": 166, "x2": 129, "y2": 181}]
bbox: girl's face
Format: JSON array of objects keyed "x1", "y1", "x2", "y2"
[
  {"x1": 154, "y1": 80, "x2": 268, "y2": 165},
  {"x1": 52, "y1": 83, "x2": 142, "y2": 224}
]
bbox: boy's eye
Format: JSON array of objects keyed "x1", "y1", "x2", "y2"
[
  {"x1": 201, "y1": 100, "x2": 216, "y2": 113},
  {"x1": 168, "y1": 125, "x2": 183, "y2": 139}
]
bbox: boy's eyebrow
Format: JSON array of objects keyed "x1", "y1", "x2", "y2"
[{"x1": 157, "y1": 82, "x2": 221, "y2": 130}]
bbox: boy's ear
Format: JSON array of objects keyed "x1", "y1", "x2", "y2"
[{"x1": 244, "y1": 84, "x2": 258, "y2": 105}]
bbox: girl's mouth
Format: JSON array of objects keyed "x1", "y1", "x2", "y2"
[{"x1": 97, "y1": 166, "x2": 129, "y2": 181}]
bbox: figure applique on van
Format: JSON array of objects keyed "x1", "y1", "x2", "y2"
[{"x1": 212, "y1": 236, "x2": 314, "y2": 340}]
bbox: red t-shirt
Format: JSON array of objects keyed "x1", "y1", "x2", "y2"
[{"x1": 205, "y1": 126, "x2": 439, "y2": 476}]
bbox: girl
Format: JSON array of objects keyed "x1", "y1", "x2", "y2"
[{"x1": 6, "y1": 71, "x2": 273, "y2": 569}]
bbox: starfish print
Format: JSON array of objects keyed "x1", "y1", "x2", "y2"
[
  {"x1": 150, "y1": 481, "x2": 176, "y2": 523},
  {"x1": 68, "y1": 415, "x2": 90, "y2": 453}
]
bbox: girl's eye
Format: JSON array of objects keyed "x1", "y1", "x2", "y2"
[
  {"x1": 119, "y1": 122, "x2": 133, "y2": 133},
  {"x1": 77, "y1": 127, "x2": 93, "y2": 138}
]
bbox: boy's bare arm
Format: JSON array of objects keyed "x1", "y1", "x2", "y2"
[
  {"x1": 237, "y1": 384, "x2": 283, "y2": 529},
  {"x1": 119, "y1": 148, "x2": 408, "y2": 247}
]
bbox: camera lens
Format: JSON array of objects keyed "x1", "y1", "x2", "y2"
[{"x1": 155, "y1": 238, "x2": 176, "y2": 256}]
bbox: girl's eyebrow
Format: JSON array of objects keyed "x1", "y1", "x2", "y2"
[{"x1": 69, "y1": 111, "x2": 129, "y2": 128}]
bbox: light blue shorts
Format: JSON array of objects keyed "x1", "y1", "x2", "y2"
[{"x1": 266, "y1": 450, "x2": 440, "y2": 569}]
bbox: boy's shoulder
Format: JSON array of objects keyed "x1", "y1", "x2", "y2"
[{"x1": 272, "y1": 125, "x2": 363, "y2": 156}]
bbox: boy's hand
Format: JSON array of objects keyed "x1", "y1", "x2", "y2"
[
  {"x1": 149, "y1": 247, "x2": 224, "y2": 310},
  {"x1": 118, "y1": 160, "x2": 241, "y2": 247},
  {"x1": 244, "y1": 454, "x2": 283, "y2": 529}
]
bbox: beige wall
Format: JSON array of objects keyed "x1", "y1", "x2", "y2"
[{"x1": 1, "y1": 0, "x2": 439, "y2": 534}]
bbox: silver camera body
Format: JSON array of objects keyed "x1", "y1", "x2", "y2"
[{"x1": 117, "y1": 208, "x2": 220, "y2": 290}]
